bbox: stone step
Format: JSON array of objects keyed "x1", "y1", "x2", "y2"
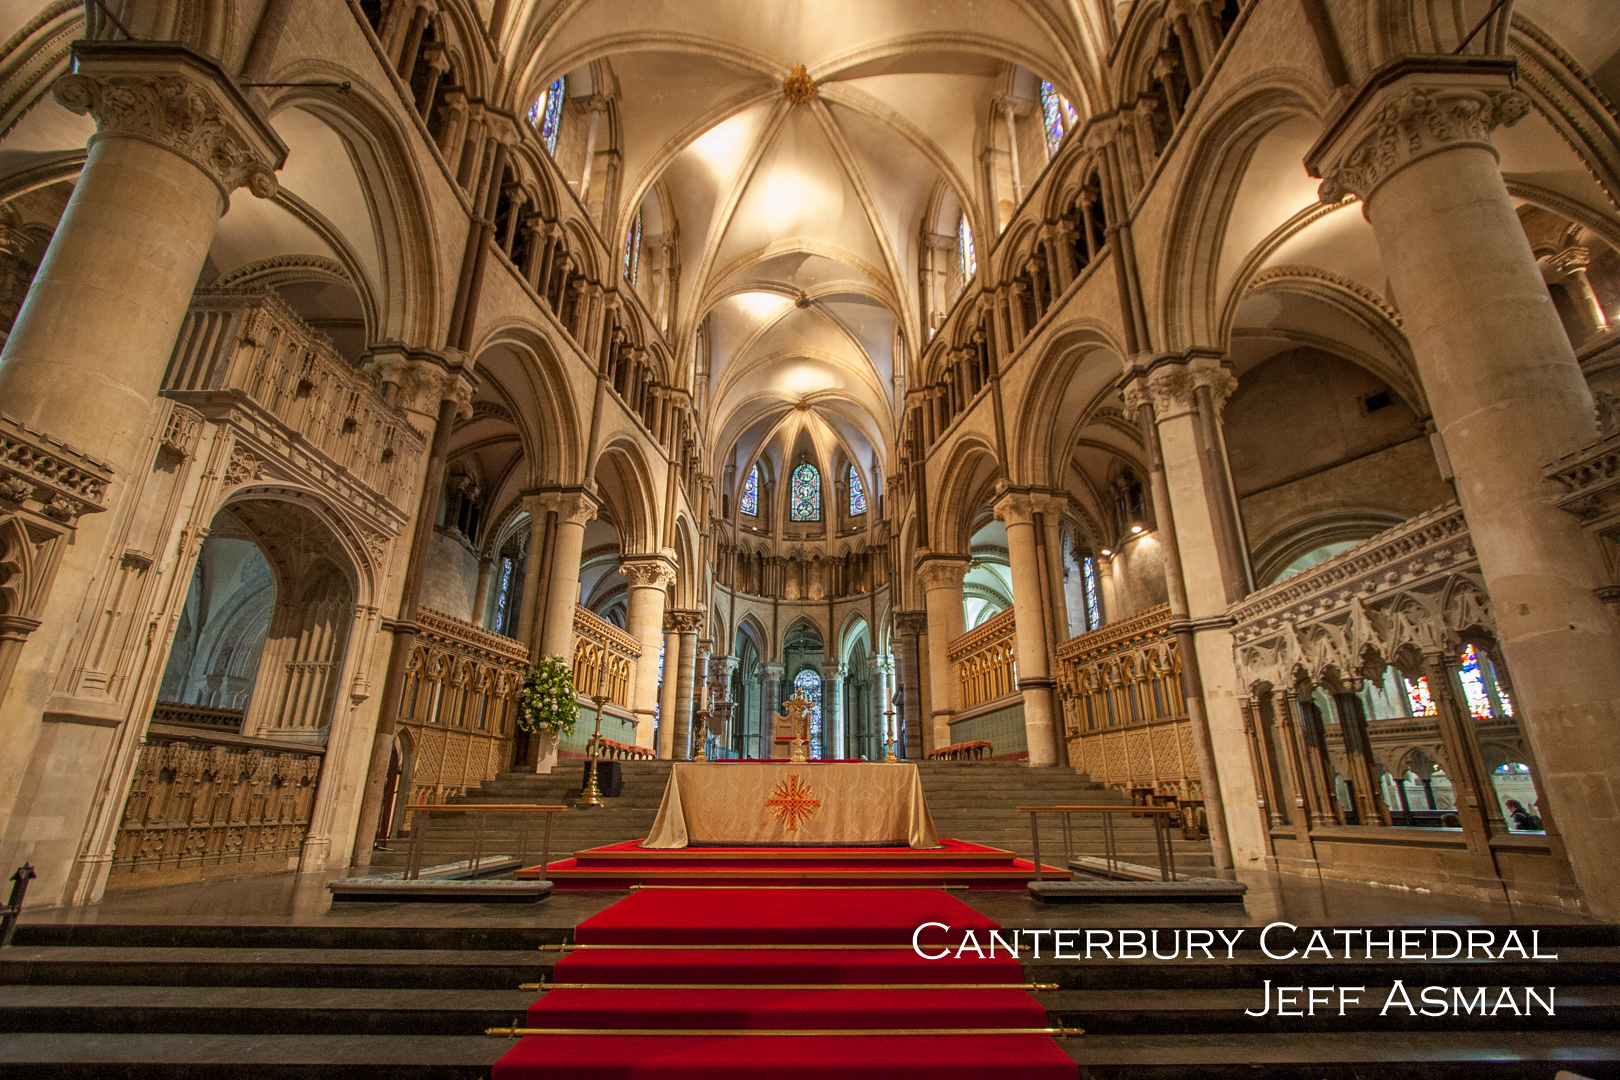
[
  {"x1": 0, "y1": 985, "x2": 535, "y2": 1037},
  {"x1": 0, "y1": 1033, "x2": 500, "y2": 1079},
  {"x1": 0, "y1": 947, "x2": 546, "y2": 991}
]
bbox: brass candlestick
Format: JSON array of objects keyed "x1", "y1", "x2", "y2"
[
  {"x1": 577, "y1": 692, "x2": 610, "y2": 808},
  {"x1": 883, "y1": 705, "x2": 898, "y2": 763},
  {"x1": 692, "y1": 705, "x2": 712, "y2": 762}
]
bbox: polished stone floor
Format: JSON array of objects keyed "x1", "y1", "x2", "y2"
[{"x1": 18, "y1": 864, "x2": 1598, "y2": 931}]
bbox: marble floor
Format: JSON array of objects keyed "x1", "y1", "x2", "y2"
[{"x1": 17, "y1": 864, "x2": 1599, "y2": 932}]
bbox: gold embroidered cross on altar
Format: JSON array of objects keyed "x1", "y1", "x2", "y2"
[{"x1": 766, "y1": 773, "x2": 820, "y2": 831}]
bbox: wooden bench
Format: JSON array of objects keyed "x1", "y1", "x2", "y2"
[{"x1": 927, "y1": 740, "x2": 993, "y2": 761}]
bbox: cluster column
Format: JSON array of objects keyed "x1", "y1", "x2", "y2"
[
  {"x1": 1120, "y1": 362, "x2": 1246, "y2": 870},
  {"x1": 993, "y1": 492, "x2": 1061, "y2": 766},
  {"x1": 1307, "y1": 58, "x2": 1620, "y2": 919}
]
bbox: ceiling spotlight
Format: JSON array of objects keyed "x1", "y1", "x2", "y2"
[
  {"x1": 1130, "y1": 524, "x2": 1144, "y2": 534},
  {"x1": 1100, "y1": 548, "x2": 1112, "y2": 556}
]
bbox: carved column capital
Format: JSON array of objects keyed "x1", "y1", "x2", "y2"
[
  {"x1": 532, "y1": 488, "x2": 598, "y2": 527},
  {"x1": 869, "y1": 653, "x2": 896, "y2": 675},
  {"x1": 663, "y1": 608, "x2": 704, "y2": 634},
  {"x1": 1545, "y1": 245, "x2": 1591, "y2": 278},
  {"x1": 993, "y1": 489, "x2": 1037, "y2": 527},
  {"x1": 53, "y1": 43, "x2": 286, "y2": 205},
  {"x1": 915, "y1": 556, "x2": 969, "y2": 592},
  {"x1": 1120, "y1": 377, "x2": 1153, "y2": 416},
  {"x1": 1306, "y1": 58, "x2": 1530, "y2": 207},
  {"x1": 1144, "y1": 363, "x2": 1197, "y2": 420},
  {"x1": 619, "y1": 554, "x2": 677, "y2": 590},
  {"x1": 892, "y1": 611, "x2": 928, "y2": 637}
]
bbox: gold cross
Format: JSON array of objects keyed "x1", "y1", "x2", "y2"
[{"x1": 766, "y1": 773, "x2": 820, "y2": 831}]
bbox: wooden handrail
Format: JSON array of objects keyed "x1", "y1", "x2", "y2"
[{"x1": 404, "y1": 804, "x2": 568, "y2": 812}]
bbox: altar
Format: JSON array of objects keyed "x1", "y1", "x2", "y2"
[{"x1": 642, "y1": 761, "x2": 942, "y2": 849}]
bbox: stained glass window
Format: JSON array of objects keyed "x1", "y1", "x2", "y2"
[
  {"x1": 957, "y1": 214, "x2": 976, "y2": 278},
  {"x1": 1457, "y1": 644, "x2": 1512, "y2": 718},
  {"x1": 1082, "y1": 556, "x2": 1101, "y2": 631},
  {"x1": 528, "y1": 77, "x2": 565, "y2": 154},
  {"x1": 1039, "y1": 79, "x2": 1079, "y2": 156},
  {"x1": 740, "y1": 464, "x2": 759, "y2": 516},
  {"x1": 623, "y1": 211, "x2": 642, "y2": 284},
  {"x1": 790, "y1": 462, "x2": 821, "y2": 521},
  {"x1": 1404, "y1": 675, "x2": 1436, "y2": 717},
  {"x1": 492, "y1": 556, "x2": 514, "y2": 633},
  {"x1": 848, "y1": 466, "x2": 867, "y2": 515},
  {"x1": 793, "y1": 668, "x2": 823, "y2": 760}
]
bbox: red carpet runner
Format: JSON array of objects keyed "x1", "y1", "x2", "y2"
[
  {"x1": 492, "y1": 886, "x2": 1078, "y2": 1079},
  {"x1": 527, "y1": 839, "x2": 1065, "y2": 889}
]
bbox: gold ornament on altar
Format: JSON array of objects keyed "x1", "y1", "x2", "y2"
[
  {"x1": 782, "y1": 63, "x2": 816, "y2": 106},
  {"x1": 766, "y1": 773, "x2": 821, "y2": 831},
  {"x1": 781, "y1": 687, "x2": 814, "y2": 762}
]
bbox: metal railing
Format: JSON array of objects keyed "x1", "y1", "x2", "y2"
[
  {"x1": 1017, "y1": 805, "x2": 1181, "y2": 883},
  {"x1": 402, "y1": 804, "x2": 567, "y2": 882}
]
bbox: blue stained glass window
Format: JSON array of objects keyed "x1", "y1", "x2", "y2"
[
  {"x1": 957, "y1": 215, "x2": 976, "y2": 278},
  {"x1": 1082, "y1": 556, "x2": 1101, "y2": 631},
  {"x1": 790, "y1": 462, "x2": 821, "y2": 522},
  {"x1": 848, "y1": 466, "x2": 867, "y2": 515},
  {"x1": 492, "y1": 556, "x2": 514, "y2": 633},
  {"x1": 1039, "y1": 79, "x2": 1079, "y2": 157},
  {"x1": 740, "y1": 465, "x2": 759, "y2": 516},
  {"x1": 624, "y1": 211, "x2": 642, "y2": 284},
  {"x1": 528, "y1": 77, "x2": 565, "y2": 154},
  {"x1": 793, "y1": 668, "x2": 823, "y2": 760}
]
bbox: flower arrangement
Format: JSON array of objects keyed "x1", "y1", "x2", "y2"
[{"x1": 517, "y1": 655, "x2": 578, "y2": 737}]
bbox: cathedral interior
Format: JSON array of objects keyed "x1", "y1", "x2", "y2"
[{"x1": 0, "y1": 0, "x2": 1618, "y2": 1075}]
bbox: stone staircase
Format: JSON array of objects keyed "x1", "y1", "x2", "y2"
[
  {"x1": 372, "y1": 758, "x2": 1212, "y2": 878},
  {"x1": 1, "y1": 915, "x2": 1613, "y2": 1077}
]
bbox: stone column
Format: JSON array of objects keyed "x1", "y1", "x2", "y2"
[
  {"x1": 692, "y1": 639, "x2": 714, "y2": 757},
  {"x1": 1122, "y1": 364, "x2": 1248, "y2": 869},
  {"x1": 1095, "y1": 555, "x2": 1119, "y2": 624},
  {"x1": 657, "y1": 617, "x2": 680, "y2": 759},
  {"x1": 1308, "y1": 57, "x2": 1620, "y2": 918},
  {"x1": 1332, "y1": 683, "x2": 1390, "y2": 827},
  {"x1": 1545, "y1": 247, "x2": 1608, "y2": 341},
  {"x1": 892, "y1": 612, "x2": 928, "y2": 760},
  {"x1": 762, "y1": 661, "x2": 786, "y2": 758},
  {"x1": 1034, "y1": 494, "x2": 1072, "y2": 645},
  {"x1": 994, "y1": 492, "x2": 1061, "y2": 766},
  {"x1": 471, "y1": 556, "x2": 495, "y2": 626},
  {"x1": 0, "y1": 45, "x2": 285, "y2": 893},
  {"x1": 917, "y1": 557, "x2": 968, "y2": 753},
  {"x1": 620, "y1": 555, "x2": 676, "y2": 749},
  {"x1": 514, "y1": 493, "x2": 550, "y2": 654},
  {"x1": 0, "y1": 45, "x2": 282, "y2": 483},
  {"x1": 661, "y1": 610, "x2": 702, "y2": 758},
  {"x1": 822, "y1": 662, "x2": 846, "y2": 759},
  {"x1": 535, "y1": 491, "x2": 597, "y2": 662}
]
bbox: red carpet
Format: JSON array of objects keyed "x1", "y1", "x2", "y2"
[
  {"x1": 522, "y1": 838, "x2": 1069, "y2": 889},
  {"x1": 491, "y1": 886, "x2": 1078, "y2": 1079}
]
